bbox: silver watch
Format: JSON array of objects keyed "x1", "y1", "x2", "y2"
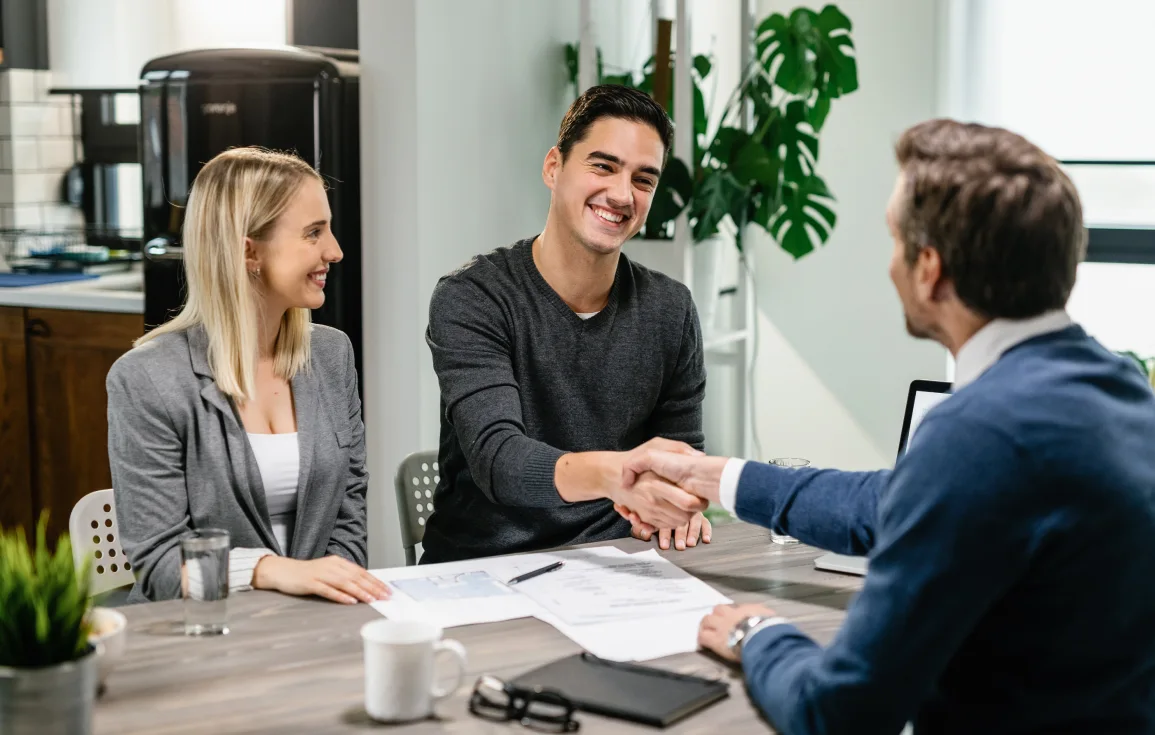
[{"x1": 727, "y1": 615, "x2": 768, "y2": 658}]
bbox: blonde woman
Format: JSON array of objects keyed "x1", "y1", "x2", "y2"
[{"x1": 107, "y1": 148, "x2": 388, "y2": 605}]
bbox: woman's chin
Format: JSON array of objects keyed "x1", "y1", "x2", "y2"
[{"x1": 293, "y1": 292, "x2": 326, "y2": 311}]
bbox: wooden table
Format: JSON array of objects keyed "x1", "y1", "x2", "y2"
[{"x1": 95, "y1": 523, "x2": 863, "y2": 734}]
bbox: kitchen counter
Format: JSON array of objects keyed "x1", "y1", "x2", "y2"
[{"x1": 0, "y1": 269, "x2": 143, "y2": 314}]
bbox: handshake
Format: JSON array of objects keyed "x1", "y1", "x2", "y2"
[{"x1": 607, "y1": 438, "x2": 730, "y2": 541}]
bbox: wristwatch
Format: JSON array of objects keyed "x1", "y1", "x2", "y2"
[{"x1": 727, "y1": 615, "x2": 769, "y2": 659}]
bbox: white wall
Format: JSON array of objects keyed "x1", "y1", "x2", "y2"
[
  {"x1": 746, "y1": 0, "x2": 948, "y2": 469},
  {"x1": 359, "y1": 0, "x2": 580, "y2": 568},
  {"x1": 47, "y1": 0, "x2": 287, "y2": 89},
  {"x1": 169, "y1": 0, "x2": 286, "y2": 52},
  {"x1": 47, "y1": 0, "x2": 175, "y2": 88}
]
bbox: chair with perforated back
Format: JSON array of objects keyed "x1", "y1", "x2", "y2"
[
  {"x1": 69, "y1": 489, "x2": 136, "y2": 597},
  {"x1": 394, "y1": 451, "x2": 440, "y2": 565}
]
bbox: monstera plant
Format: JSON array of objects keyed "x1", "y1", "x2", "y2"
[{"x1": 566, "y1": 4, "x2": 858, "y2": 257}]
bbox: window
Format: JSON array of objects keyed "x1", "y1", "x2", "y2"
[{"x1": 953, "y1": 0, "x2": 1155, "y2": 355}]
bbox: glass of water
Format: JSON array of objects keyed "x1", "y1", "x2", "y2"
[
  {"x1": 768, "y1": 458, "x2": 810, "y2": 545},
  {"x1": 180, "y1": 529, "x2": 230, "y2": 636}
]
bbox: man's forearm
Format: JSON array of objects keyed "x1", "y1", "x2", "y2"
[
  {"x1": 734, "y1": 463, "x2": 885, "y2": 556},
  {"x1": 554, "y1": 451, "x2": 622, "y2": 503}
]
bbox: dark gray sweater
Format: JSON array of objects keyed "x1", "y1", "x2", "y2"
[{"x1": 422, "y1": 237, "x2": 705, "y2": 563}]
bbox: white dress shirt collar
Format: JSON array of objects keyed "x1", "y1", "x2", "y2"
[{"x1": 953, "y1": 309, "x2": 1074, "y2": 389}]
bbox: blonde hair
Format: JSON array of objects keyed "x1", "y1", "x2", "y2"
[{"x1": 137, "y1": 147, "x2": 322, "y2": 401}]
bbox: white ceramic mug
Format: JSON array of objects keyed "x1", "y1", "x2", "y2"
[{"x1": 360, "y1": 619, "x2": 467, "y2": 722}]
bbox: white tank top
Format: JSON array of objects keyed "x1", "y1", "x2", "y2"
[{"x1": 246, "y1": 433, "x2": 300, "y2": 554}]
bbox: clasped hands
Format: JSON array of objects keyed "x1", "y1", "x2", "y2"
[
  {"x1": 612, "y1": 443, "x2": 777, "y2": 662},
  {"x1": 609, "y1": 438, "x2": 728, "y2": 551}
]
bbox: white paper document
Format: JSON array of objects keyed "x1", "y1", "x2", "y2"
[
  {"x1": 369, "y1": 547, "x2": 730, "y2": 662},
  {"x1": 369, "y1": 553, "x2": 553, "y2": 628},
  {"x1": 515, "y1": 548, "x2": 731, "y2": 626},
  {"x1": 528, "y1": 550, "x2": 731, "y2": 662},
  {"x1": 369, "y1": 547, "x2": 632, "y2": 629},
  {"x1": 539, "y1": 608, "x2": 713, "y2": 662}
]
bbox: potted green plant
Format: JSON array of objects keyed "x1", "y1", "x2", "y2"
[
  {"x1": 566, "y1": 5, "x2": 858, "y2": 330},
  {"x1": 0, "y1": 516, "x2": 97, "y2": 735}
]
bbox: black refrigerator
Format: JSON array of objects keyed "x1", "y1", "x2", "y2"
[{"x1": 139, "y1": 47, "x2": 362, "y2": 372}]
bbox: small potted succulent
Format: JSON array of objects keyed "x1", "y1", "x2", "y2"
[{"x1": 0, "y1": 516, "x2": 98, "y2": 735}]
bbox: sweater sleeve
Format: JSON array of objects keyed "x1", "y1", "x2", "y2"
[
  {"x1": 645, "y1": 298, "x2": 706, "y2": 450},
  {"x1": 739, "y1": 416, "x2": 1034, "y2": 735},
  {"x1": 426, "y1": 276, "x2": 567, "y2": 507}
]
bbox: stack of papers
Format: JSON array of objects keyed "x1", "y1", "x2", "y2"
[{"x1": 370, "y1": 548, "x2": 730, "y2": 662}]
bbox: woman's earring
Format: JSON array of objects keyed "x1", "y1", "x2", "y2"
[{"x1": 250, "y1": 267, "x2": 261, "y2": 277}]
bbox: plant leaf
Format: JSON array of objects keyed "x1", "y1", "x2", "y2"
[
  {"x1": 742, "y1": 71, "x2": 780, "y2": 144},
  {"x1": 0, "y1": 512, "x2": 90, "y2": 668},
  {"x1": 755, "y1": 12, "x2": 817, "y2": 97},
  {"x1": 814, "y1": 5, "x2": 859, "y2": 98},
  {"x1": 751, "y1": 184, "x2": 783, "y2": 231},
  {"x1": 768, "y1": 174, "x2": 837, "y2": 258},
  {"x1": 809, "y1": 92, "x2": 832, "y2": 132},
  {"x1": 564, "y1": 43, "x2": 578, "y2": 89},
  {"x1": 691, "y1": 170, "x2": 746, "y2": 242},
  {"x1": 693, "y1": 54, "x2": 712, "y2": 80},
  {"x1": 732, "y1": 139, "x2": 780, "y2": 190},
  {"x1": 644, "y1": 156, "x2": 694, "y2": 239},
  {"x1": 708, "y1": 127, "x2": 750, "y2": 167},
  {"x1": 779, "y1": 100, "x2": 819, "y2": 183}
]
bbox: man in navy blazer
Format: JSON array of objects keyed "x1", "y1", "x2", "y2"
[{"x1": 619, "y1": 120, "x2": 1155, "y2": 734}]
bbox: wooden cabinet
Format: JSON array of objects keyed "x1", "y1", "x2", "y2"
[
  {"x1": 0, "y1": 306, "x2": 142, "y2": 537},
  {"x1": 0, "y1": 306, "x2": 33, "y2": 533}
]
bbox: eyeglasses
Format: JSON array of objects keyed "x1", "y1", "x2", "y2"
[{"x1": 469, "y1": 674, "x2": 580, "y2": 732}]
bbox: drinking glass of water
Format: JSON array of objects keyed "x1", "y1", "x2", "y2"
[
  {"x1": 768, "y1": 458, "x2": 810, "y2": 545},
  {"x1": 180, "y1": 529, "x2": 230, "y2": 636}
]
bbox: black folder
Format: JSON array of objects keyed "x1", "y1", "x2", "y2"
[{"x1": 511, "y1": 653, "x2": 730, "y2": 728}]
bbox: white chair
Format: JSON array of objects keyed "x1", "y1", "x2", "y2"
[{"x1": 69, "y1": 489, "x2": 135, "y2": 596}]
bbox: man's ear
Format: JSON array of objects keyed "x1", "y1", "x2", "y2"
[
  {"x1": 914, "y1": 245, "x2": 945, "y2": 303},
  {"x1": 542, "y1": 146, "x2": 563, "y2": 191}
]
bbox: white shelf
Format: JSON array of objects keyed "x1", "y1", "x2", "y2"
[{"x1": 703, "y1": 329, "x2": 750, "y2": 352}]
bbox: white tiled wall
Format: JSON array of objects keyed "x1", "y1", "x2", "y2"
[{"x1": 0, "y1": 69, "x2": 83, "y2": 232}]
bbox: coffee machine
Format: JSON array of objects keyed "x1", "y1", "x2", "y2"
[{"x1": 138, "y1": 47, "x2": 362, "y2": 371}]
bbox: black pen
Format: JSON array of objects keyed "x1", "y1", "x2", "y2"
[{"x1": 506, "y1": 561, "x2": 565, "y2": 586}]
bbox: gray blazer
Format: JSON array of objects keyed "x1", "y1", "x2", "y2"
[{"x1": 106, "y1": 324, "x2": 368, "y2": 602}]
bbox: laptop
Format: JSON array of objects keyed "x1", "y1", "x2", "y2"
[{"x1": 813, "y1": 379, "x2": 952, "y2": 576}]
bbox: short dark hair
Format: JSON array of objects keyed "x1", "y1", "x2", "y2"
[
  {"x1": 556, "y1": 85, "x2": 673, "y2": 165},
  {"x1": 894, "y1": 119, "x2": 1086, "y2": 319}
]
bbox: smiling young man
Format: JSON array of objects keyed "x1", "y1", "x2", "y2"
[{"x1": 421, "y1": 85, "x2": 710, "y2": 563}]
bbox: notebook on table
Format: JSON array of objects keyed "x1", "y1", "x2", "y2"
[{"x1": 511, "y1": 652, "x2": 729, "y2": 727}]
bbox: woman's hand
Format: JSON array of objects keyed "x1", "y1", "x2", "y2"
[{"x1": 253, "y1": 555, "x2": 391, "y2": 604}]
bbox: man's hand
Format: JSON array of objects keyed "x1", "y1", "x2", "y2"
[
  {"x1": 622, "y1": 449, "x2": 729, "y2": 504},
  {"x1": 555, "y1": 437, "x2": 704, "y2": 506},
  {"x1": 628, "y1": 510, "x2": 712, "y2": 550},
  {"x1": 699, "y1": 603, "x2": 778, "y2": 663},
  {"x1": 253, "y1": 555, "x2": 391, "y2": 605},
  {"x1": 609, "y1": 469, "x2": 707, "y2": 529}
]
